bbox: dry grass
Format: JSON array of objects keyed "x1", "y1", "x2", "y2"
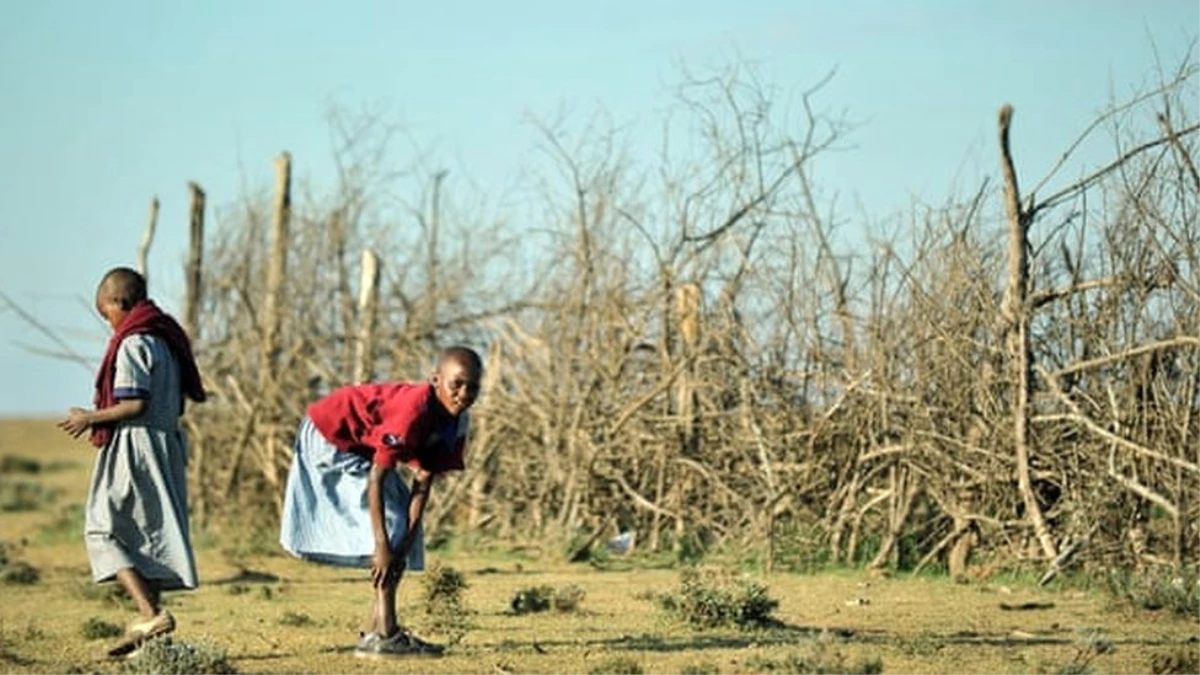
[{"x1": 0, "y1": 418, "x2": 1195, "y2": 675}]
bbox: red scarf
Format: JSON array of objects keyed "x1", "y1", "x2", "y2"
[{"x1": 91, "y1": 300, "x2": 207, "y2": 447}]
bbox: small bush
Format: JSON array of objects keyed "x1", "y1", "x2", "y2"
[
  {"x1": 227, "y1": 584, "x2": 249, "y2": 596},
  {"x1": 1149, "y1": 646, "x2": 1200, "y2": 674},
  {"x1": 257, "y1": 586, "x2": 274, "y2": 601},
  {"x1": 81, "y1": 617, "x2": 123, "y2": 640},
  {"x1": 746, "y1": 645, "x2": 883, "y2": 674},
  {"x1": 124, "y1": 637, "x2": 236, "y2": 675},
  {"x1": 553, "y1": 584, "x2": 587, "y2": 612},
  {"x1": 1104, "y1": 568, "x2": 1198, "y2": 616},
  {"x1": 0, "y1": 481, "x2": 57, "y2": 512},
  {"x1": 589, "y1": 656, "x2": 644, "y2": 675},
  {"x1": 681, "y1": 661, "x2": 721, "y2": 674},
  {"x1": 37, "y1": 503, "x2": 84, "y2": 544},
  {"x1": 0, "y1": 561, "x2": 39, "y2": 585},
  {"x1": 658, "y1": 567, "x2": 779, "y2": 630},
  {"x1": 0, "y1": 457, "x2": 40, "y2": 474},
  {"x1": 421, "y1": 564, "x2": 471, "y2": 645},
  {"x1": 510, "y1": 585, "x2": 554, "y2": 614},
  {"x1": 277, "y1": 611, "x2": 311, "y2": 627}
]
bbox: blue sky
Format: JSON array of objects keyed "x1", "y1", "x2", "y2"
[{"x1": 1, "y1": 1, "x2": 1196, "y2": 416}]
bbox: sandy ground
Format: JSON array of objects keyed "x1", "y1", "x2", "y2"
[{"x1": 1, "y1": 417, "x2": 1196, "y2": 674}]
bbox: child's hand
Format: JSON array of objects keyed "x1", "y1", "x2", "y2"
[
  {"x1": 57, "y1": 408, "x2": 92, "y2": 438},
  {"x1": 371, "y1": 543, "x2": 393, "y2": 588}
]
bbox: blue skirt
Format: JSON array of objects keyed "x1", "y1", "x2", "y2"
[{"x1": 279, "y1": 417, "x2": 424, "y2": 570}]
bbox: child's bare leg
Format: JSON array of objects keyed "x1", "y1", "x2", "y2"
[
  {"x1": 370, "y1": 567, "x2": 405, "y2": 637},
  {"x1": 115, "y1": 567, "x2": 158, "y2": 618}
]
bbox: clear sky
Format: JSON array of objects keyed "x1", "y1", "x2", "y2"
[{"x1": 1, "y1": 1, "x2": 1196, "y2": 416}]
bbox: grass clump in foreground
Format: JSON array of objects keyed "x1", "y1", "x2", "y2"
[
  {"x1": 80, "y1": 617, "x2": 123, "y2": 640},
  {"x1": 658, "y1": 566, "x2": 780, "y2": 630},
  {"x1": 125, "y1": 637, "x2": 235, "y2": 675},
  {"x1": 510, "y1": 583, "x2": 588, "y2": 614},
  {"x1": 589, "y1": 655, "x2": 644, "y2": 674},
  {"x1": 745, "y1": 643, "x2": 883, "y2": 674},
  {"x1": 1149, "y1": 646, "x2": 1200, "y2": 674},
  {"x1": 1103, "y1": 567, "x2": 1198, "y2": 616},
  {"x1": 421, "y1": 563, "x2": 471, "y2": 645}
]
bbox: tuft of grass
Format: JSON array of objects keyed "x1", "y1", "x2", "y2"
[
  {"x1": 0, "y1": 480, "x2": 58, "y2": 512},
  {"x1": 745, "y1": 644, "x2": 883, "y2": 674},
  {"x1": 227, "y1": 584, "x2": 249, "y2": 596},
  {"x1": 81, "y1": 617, "x2": 124, "y2": 640},
  {"x1": 1103, "y1": 568, "x2": 1198, "y2": 617},
  {"x1": 658, "y1": 567, "x2": 779, "y2": 630},
  {"x1": 421, "y1": 564, "x2": 471, "y2": 645},
  {"x1": 124, "y1": 637, "x2": 236, "y2": 675},
  {"x1": 589, "y1": 656, "x2": 644, "y2": 674},
  {"x1": 277, "y1": 611, "x2": 312, "y2": 627},
  {"x1": 553, "y1": 584, "x2": 587, "y2": 612},
  {"x1": 510, "y1": 585, "x2": 554, "y2": 614},
  {"x1": 0, "y1": 456, "x2": 41, "y2": 474},
  {"x1": 1149, "y1": 646, "x2": 1200, "y2": 674},
  {"x1": 0, "y1": 561, "x2": 40, "y2": 585},
  {"x1": 681, "y1": 661, "x2": 721, "y2": 674}
]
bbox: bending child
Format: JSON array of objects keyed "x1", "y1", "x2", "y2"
[
  {"x1": 57, "y1": 267, "x2": 206, "y2": 658},
  {"x1": 279, "y1": 346, "x2": 482, "y2": 658}
]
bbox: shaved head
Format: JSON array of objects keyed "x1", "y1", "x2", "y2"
[
  {"x1": 98, "y1": 267, "x2": 147, "y2": 311},
  {"x1": 439, "y1": 345, "x2": 483, "y2": 374}
]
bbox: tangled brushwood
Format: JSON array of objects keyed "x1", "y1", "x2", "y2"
[{"x1": 171, "y1": 56, "x2": 1196, "y2": 584}]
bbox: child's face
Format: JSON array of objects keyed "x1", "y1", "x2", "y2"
[
  {"x1": 432, "y1": 359, "x2": 481, "y2": 417},
  {"x1": 94, "y1": 287, "x2": 127, "y2": 331}
]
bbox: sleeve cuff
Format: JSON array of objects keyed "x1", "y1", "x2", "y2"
[{"x1": 113, "y1": 387, "x2": 151, "y2": 400}]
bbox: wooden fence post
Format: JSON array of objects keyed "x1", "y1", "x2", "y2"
[
  {"x1": 184, "y1": 183, "x2": 205, "y2": 341},
  {"x1": 262, "y1": 151, "x2": 292, "y2": 386},
  {"x1": 998, "y1": 104, "x2": 1058, "y2": 562},
  {"x1": 353, "y1": 249, "x2": 380, "y2": 384},
  {"x1": 138, "y1": 196, "x2": 159, "y2": 283}
]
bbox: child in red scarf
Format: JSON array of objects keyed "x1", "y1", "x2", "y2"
[{"x1": 57, "y1": 267, "x2": 206, "y2": 658}]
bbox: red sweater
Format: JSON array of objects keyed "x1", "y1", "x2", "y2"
[{"x1": 306, "y1": 381, "x2": 466, "y2": 473}]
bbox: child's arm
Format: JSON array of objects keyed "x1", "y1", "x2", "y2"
[
  {"x1": 58, "y1": 400, "x2": 147, "y2": 438},
  {"x1": 393, "y1": 469, "x2": 434, "y2": 564}
]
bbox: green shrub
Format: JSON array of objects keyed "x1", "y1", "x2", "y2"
[
  {"x1": 421, "y1": 564, "x2": 471, "y2": 645},
  {"x1": 745, "y1": 645, "x2": 883, "y2": 674},
  {"x1": 0, "y1": 561, "x2": 39, "y2": 585},
  {"x1": 1104, "y1": 568, "x2": 1198, "y2": 616},
  {"x1": 124, "y1": 637, "x2": 236, "y2": 674},
  {"x1": 0, "y1": 481, "x2": 57, "y2": 512},
  {"x1": 81, "y1": 617, "x2": 124, "y2": 640},
  {"x1": 553, "y1": 584, "x2": 587, "y2": 612},
  {"x1": 510, "y1": 585, "x2": 554, "y2": 614},
  {"x1": 681, "y1": 661, "x2": 721, "y2": 674},
  {"x1": 658, "y1": 567, "x2": 779, "y2": 630},
  {"x1": 589, "y1": 656, "x2": 644, "y2": 674},
  {"x1": 277, "y1": 611, "x2": 311, "y2": 627},
  {"x1": 0, "y1": 457, "x2": 40, "y2": 474}
]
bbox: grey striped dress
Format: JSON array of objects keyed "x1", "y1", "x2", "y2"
[{"x1": 84, "y1": 334, "x2": 198, "y2": 590}]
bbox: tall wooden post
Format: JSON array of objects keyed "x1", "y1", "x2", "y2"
[
  {"x1": 262, "y1": 151, "x2": 292, "y2": 386},
  {"x1": 184, "y1": 184, "x2": 205, "y2": 341},
  {"x1": 138, "y1": 196, "x2": 159, "y2": 283},
  {"x1": 998, "y1": 104, "x2": 1057, "y2": 562},
  {"x1": 353, "y1": 249, "x2": 380, "y2": 384}
]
